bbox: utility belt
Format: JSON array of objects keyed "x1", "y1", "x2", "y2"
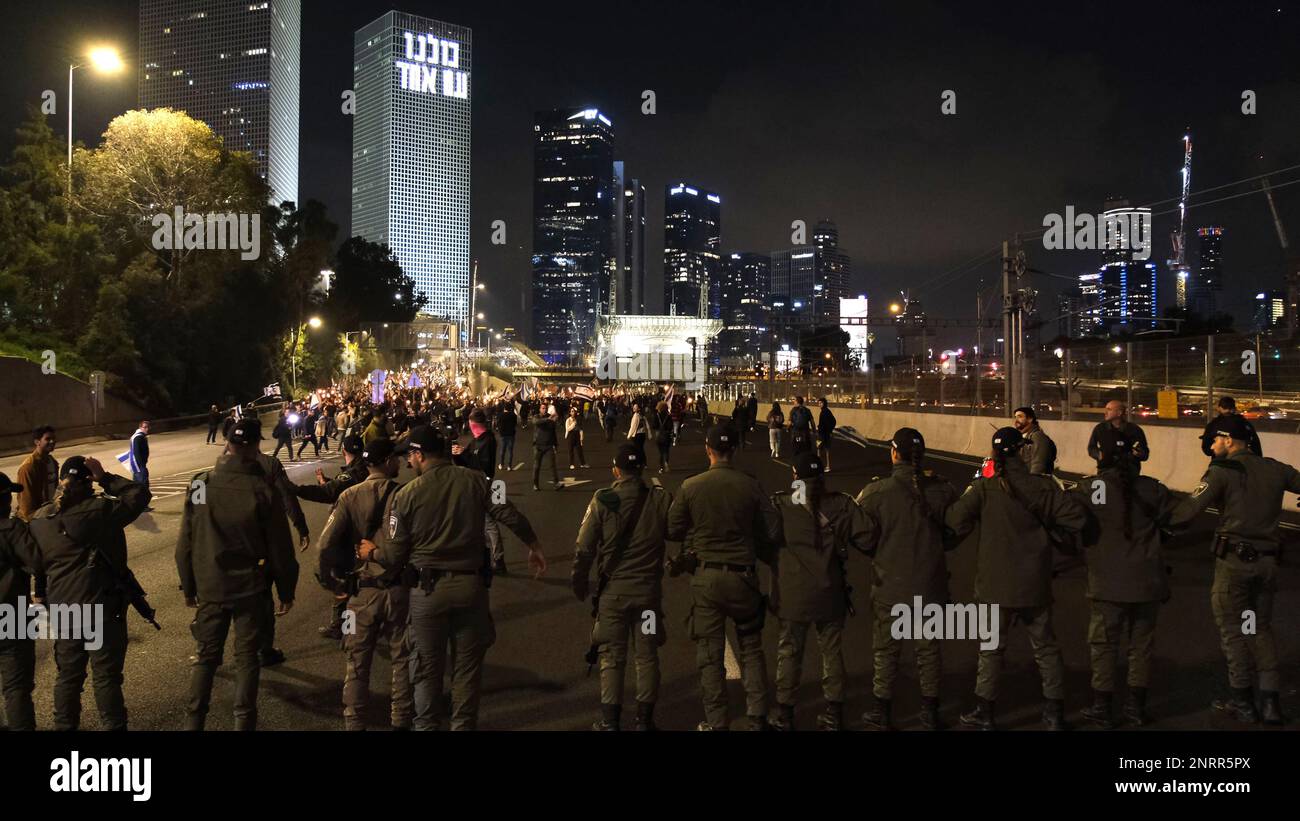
[
  {"x1": 405, "y1": 565, "x2": 480, "y2": 592},
  {"x1": 1212, "y1": 534, "x2": 1280, "y2": 564},
  {"x1": 701, "y1": 561, "x2": 755, "y2": 574}
]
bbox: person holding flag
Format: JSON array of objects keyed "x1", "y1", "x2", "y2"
[{"x1": 118, "y1": 421, "x2": 153, "y2": 511}]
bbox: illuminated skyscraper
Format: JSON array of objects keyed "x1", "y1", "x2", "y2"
[
  {"x1": 719, "y1": 252, "x2": 770, "y2": 363},
  {"x1": 532, "y1": 108, "x2": 615, "y2": 361},
  {"x1": 612, "y1": 162, "x2": 646, "y2": 315},
  {"x1": 1097, "y1": 199, "x2": 1156, "y2": 332},
  {"x1": 352, "y1": 11, "x2": 471, "y2": 329},
  {"x1": 139, "y1": 0, "x2": 301, "y2": 204},
  {"x1": 770, "y1": 219, "x2": 852, "y2": 326},
  {"x1": 1191, "y1": 227, "x2": 1225, "y2": 319},
  {"x1": 664, "y1": 183, "x2": 721, "y2": 318}
]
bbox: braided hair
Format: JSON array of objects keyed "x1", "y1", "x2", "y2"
[{"x1": 910, "y1": 447, "x2": 930, "y2": 519}]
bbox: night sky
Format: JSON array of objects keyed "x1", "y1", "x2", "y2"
[{"x1": 4, "y1": 0, "x2": 1299, "y2": 350}]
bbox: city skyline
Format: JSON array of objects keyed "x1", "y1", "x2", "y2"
[{"x1": 6, "y1": 0, "x2": 1299, "y2": 349}]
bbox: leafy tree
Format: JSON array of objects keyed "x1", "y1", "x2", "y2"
[
  {"x1": 326, "y1": 237, "x2": 427, "y2": 332},
  {"x1": 76, "y1": 108, "x2": 265, "y2": 281}
]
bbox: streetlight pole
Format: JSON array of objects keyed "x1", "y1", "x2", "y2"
[{"x1": 65, "y1": 47, "x2": 125, "y2": 221}]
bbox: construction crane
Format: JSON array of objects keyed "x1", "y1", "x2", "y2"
[
  {"x1": 1172, "y1": 131, "x2": 1193, "y2": 307},
  {"x1": 1258, "y1": 156, "x2": 1299, "y2": 336}
]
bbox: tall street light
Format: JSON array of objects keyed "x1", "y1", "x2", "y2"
[
  {"x1": 67, "y1": 45, "x2": 125, "y2": 212},
  {"x1": 293, "y1": 316, "x2": 323, "y2": 395}
]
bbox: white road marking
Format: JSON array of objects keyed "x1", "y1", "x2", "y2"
[{"x1": 724, "y1": 635, "x2": 741, "y2": 680}]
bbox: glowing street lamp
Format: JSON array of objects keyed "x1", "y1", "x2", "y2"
[
  {"x1": 68, "y1": 45, "x2": 125, "y2": 209},
  {"x1": 308, "y1": 316, "x2": 323, "y2": 329}
]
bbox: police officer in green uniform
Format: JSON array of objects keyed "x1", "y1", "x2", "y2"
[
  {"x1": 250, "y1": 422, "x2": 311, "y2": 666},
  {"x1": 572, "y1": 443, "x2": 673, "y2": 731},
  {"x1": 666, "y1": 423, "x2": 782, "y2": 731},
  {"x1": 177, "y1": 417, "x2": 298, "y2": 730},
  {"x1": 317, "y1": 437, "x2": 412, "y2": 730},
  {"x1": 1169, "y1": 413, "x2": 1299, "y2": 725},
  {"x1": 855, "y1": 428, "x2": 960, "y2": 731},
  {"x1": 1071, "y1": 427, "x2": 1177, "y2": 728},
  {"x1": 358, "y1": 426, "x2": 547, "y2": 730},
  {"x1": 0, "y1": 473, "x2": 41, "y2": 730},
  {"x1": 769, "y1": 451, "x2": 872, "y2": 731},
  {"x1": 944, "y1": 427, "x2": 1087, "y2": 730},
  {"x1": 295, "y1": 434, "x2": 368, "y2": 640},
  {"x1": 29, "y1": 455, "x2": 151, "y2": 730}
]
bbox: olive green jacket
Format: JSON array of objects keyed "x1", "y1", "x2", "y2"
[
  {"x1": 378, "y1": 461, "x2": 537, "y2": 572},
  {"x1": 1072, "y1": 467, "x2": 1175, "y2": 602},
  {"x1": 1169, "y1": 450, "x2": 1300, "y2": 546},
  {"x1": 855, "y1": 464, "x2": 960, "y2": 606},
  {"x1": 770, "y1": 490, "x2": 872, "y2": 622},
  {"x1": 572, "y1": 476, "x2": 673, "y2": 600},
  {"x1": 944, "y1": 458, "x2": 1087, "y2": 608},
  {"x1": 665, "y1": 463, "x2": 781, "y2": 566}
]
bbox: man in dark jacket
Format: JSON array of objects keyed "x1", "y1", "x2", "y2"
[
  {"x1": 29, "y1": 456, "x2": 151, "y2": 730},
  {"x1": 207, "y1": 405, "x2": 222, "y2": 444},
  {"x1": 177, "y1": 417, "x2": 298, "y2": 730},
  {"x1": 816, "y1": 398, "x2": 837, "y2": 474},
  {"x1": 1199, "y1": 396, "x2": 1261, "y2": 457},
  {"x1": 495, "y1": 402, "x2": 518, "y2": 470},
  {"x1": 532, "y1": 408, "x2": 561, "y2": 491},
  {"x1": 1087, "y1": 401, "x2": 1149, "y2": 471}
]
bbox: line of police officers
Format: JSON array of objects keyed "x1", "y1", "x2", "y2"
[
  {"x1": 1, "y1": 401, "x2": 1295, "y2": 731},
  {"x1": 568, "y1": 411, "x2": 1297, "y2": 730}
]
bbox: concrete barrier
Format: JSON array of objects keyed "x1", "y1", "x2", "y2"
[
  {"x1": 830, "y1": 407, "x2": 1300, "y2": 506},
  {"x1": 0, "y1": 356, "x2": 150, "y2": 453}
]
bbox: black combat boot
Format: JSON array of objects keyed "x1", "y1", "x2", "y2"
[
  {"x1": 1212, "y1": 688, "x2": 1259, "y2": 724},
  {"x1": 1080, "y1": 690, "x2": 1115, "y2": 729},
  {"x1": 1042, "y1": 699, "x2": 1071, "y2": 730},
  {"x1": 860, "y1": 696, "x2": 894, "y2": 731},
  {"x1": 770, "y1": 702, "x2": 796, "y2": 731},
  {"x1": 919, "y1": 696, "x2": 947, "y2": 730},
  {"x1": 1123, "y1": 688, "x2": 1149, "y2": 726},
  {"x1": 633, "y1": 701, "x2": 657, "y2": 731},
  {"x1": 746, "y1": 714, "x2": 773, "y2": 731},
  {"x1": 592, "y1": 704, "x2": 621, "y2": 731},
  {"x1": 1259, "y1": 691, "x2": 1286, "y2": 726},
  {"x1": 816, "y1": 701, "x2": 844, "y2": 731},
  {"x1": 959, "y1": 698, "x2": 996, "y2": 730}
]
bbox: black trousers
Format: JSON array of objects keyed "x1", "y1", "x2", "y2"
[
  {"x1": 0, "y1": 638, "x2": 36, "y2": 730},
  {"x1": 188, "y1": 594, "x2": 274, "y2": 731},
  {"x1": 206, "y1": 425, "x2": 218, "y2": 444},
  {"x1": 53, "y1": 614, "x2": 129, "y2": 731},
  {"x1": 533, "y1": 447, "x2": 559, "y2": 486}
]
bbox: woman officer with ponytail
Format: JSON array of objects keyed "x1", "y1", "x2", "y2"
[
  {"x1": 768, "y1": 451, "x2": 872, "y2": 731},
  {"x1": 1072, "y1": 426, "x2": 1176, "y2": 728},
  {"x1": 854, "y1": 428, "x2": 960, "y2": 730},
  {"x1": 944, "y1": 427, "x2": 1087, "y2": 730}
]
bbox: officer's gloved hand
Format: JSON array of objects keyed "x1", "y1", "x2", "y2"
[{"x1": 572, "y1": 574, "x2": 589, "y2": 601}]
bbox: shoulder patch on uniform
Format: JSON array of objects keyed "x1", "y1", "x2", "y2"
[{"x1": 1190, "y1": 481, "x2": 1210, "y2": 498}]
